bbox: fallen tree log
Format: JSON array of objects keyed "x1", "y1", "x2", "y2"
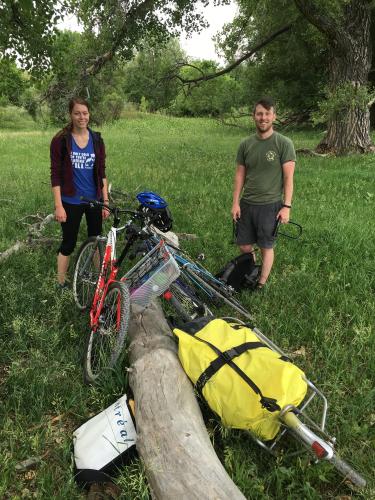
[{"x1": 128, "y1": 301, "x2": 246, "y2": 500}]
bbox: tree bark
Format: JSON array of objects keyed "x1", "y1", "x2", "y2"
[
  {"x1": 295, "y1": 0, "x2": 374, "y2": 154},
  {"x1": 127, "y1": 301, "x2": 246, "y2": 500}
]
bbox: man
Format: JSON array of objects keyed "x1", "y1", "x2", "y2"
[{"x1": 231, "y1": 97, "x2": 296, "y2": 290}]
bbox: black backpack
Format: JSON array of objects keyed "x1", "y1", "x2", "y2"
[{"x1": 216, "y1": 253, "x2": 260, "y2": 291}]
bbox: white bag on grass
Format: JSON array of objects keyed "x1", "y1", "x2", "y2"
[{"x1": 73, "y1": 394, "x2": 137, "y2": 486}]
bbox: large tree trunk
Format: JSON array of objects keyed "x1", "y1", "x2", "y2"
[
  {"x1": 295, "y1": 0, "x2": 374, "y2": 155},
  {"x1": 127, "y1": 301, "x2": 246, "y2": 500},
  {"x1": 368, "y1": 9, "x2": 375, "y2": 129}
]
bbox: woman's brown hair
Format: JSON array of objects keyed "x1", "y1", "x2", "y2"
[
  {"x1": 68, "y1": 97, "x2": 90, "y2": 114},
  {"x1": 56, "y1": 97, "x2": 90, "y2": 136}
]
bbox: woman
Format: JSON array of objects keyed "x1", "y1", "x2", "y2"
[{"x1": 50, "y1": 97, "x2": 110, "y2": 288}]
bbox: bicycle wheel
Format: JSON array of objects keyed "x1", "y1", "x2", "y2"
[
  {"x1": 73, "y1": 236, "x2": 105, "y2": 310},
  {"x1": 83, "y1": 281, "x2": 130, "y2": 384},
  {"x1": 168, "y1": 279, "x2": 213, "y2": 322}
]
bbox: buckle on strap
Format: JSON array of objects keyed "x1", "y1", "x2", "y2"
[
  {"x1": 221, "y1": 347, "x2": 239, "y2": 362},
  {"x1": 260, "y1": 397, "x2": 280, "y2": 413}
]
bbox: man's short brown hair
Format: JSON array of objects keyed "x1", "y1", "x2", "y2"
[{"x1": 253, "y1": 97, "x2": 276, "y2": 114}]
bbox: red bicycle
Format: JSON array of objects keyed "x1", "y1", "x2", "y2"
[{"x1": 72, "y1": 199, "x2": 179, "y2": 383}]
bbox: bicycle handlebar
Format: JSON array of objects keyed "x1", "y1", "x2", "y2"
[
  {"x1": 272, "y1": 218, "x2": 303, "y2": 239},
  {"x1": 80, "y1": 197, "x2": 145, "y2": 220}
]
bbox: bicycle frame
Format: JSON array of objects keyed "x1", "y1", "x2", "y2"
[
  {"x1": 177, "y1": 257, "x2": 234, "y2": 299},
  {"x1": 142, "y1": 233, "x2": 254, "y2": 321},
  {"x1": 90, "y1": 228, "x2": 121, "y2": 331},
  {"x1": 143, "y1": 234, "x2": 234, "y2": 297},
  {"x1": 89, "y1": 221, "x2": 145, "y2": 331}
]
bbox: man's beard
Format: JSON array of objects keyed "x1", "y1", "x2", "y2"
[{"x1": 256, "y1": 122, "x2": 273, "y2": 133}]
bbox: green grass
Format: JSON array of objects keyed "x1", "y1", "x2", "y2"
[
  {"x1": 0, "y1": 105, "x2": 39, "y2": 131},
  {"x1": 0, "y1": 114, "x2": 374, "y2": 498}
]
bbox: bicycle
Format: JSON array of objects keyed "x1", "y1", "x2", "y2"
[
  {"x1": 138, "y1": 232, "x2": 254, "y2": 323},
  {"x1": 72, "y1": 198, "x2": 179, "y2": 383}
]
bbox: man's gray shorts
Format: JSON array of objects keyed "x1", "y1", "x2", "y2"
[{"x1": 236, "y1": 200, "x2": 282, "y2": 249}]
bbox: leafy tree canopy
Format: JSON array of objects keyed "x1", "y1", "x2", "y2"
[
  {"x1": 170, "y1": 60, "x2": 242, "y2": 116},
  {"x1": 0, "y1": 0, "x2": 230, "y2": 75},
  {"x1": 0, "y1": 0, "x2": 70, "y2": 72},
  {"x1": 122, "y1": 38, "x2": 186, "y2": 111},
  {"x1": 0, "y1": 57, "x2": 26, "y2": 106},
  {"x1": 214, "y1": 0, "x2": 328, "y2": 119}
]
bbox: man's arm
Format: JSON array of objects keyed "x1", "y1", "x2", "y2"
[
  {"x1": 277, "y1": 160, "x2": 295, "y2": 223},
  {"x1": 231, "y1": 164, "x2": 246, "y2": 221}
]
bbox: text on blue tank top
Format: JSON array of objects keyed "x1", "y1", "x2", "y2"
[{"x1": 62, "y1": 133, "x2": 97, "y2": 205}]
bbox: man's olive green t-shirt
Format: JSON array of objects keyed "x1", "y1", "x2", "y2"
[{"x1": 236, "y1": 132, "x2": 296, "y2": 204}]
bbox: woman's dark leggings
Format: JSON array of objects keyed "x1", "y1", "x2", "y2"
[{"x1": 58, "y1": 202, "x2": 102, "y2": 256}]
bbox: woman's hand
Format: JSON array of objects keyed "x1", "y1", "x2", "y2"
[
  {"x1": 55, "y1": 205, "x2": 67, "y2": 223},
  {"x1": 102, "y1": 207, "x2": 110, "y2": 220}
]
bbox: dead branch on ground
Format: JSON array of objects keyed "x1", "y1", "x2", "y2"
[{"x1": 0, "y1": 213, "x2": 55, "y2": 263}]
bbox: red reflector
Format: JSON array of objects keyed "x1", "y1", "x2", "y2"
[
  {"x1": 163, "y1": 290, "x2": 173, "y2": 300},
  {"x1": 312, "y1": 441, "x2": 328, "y2": 459}
]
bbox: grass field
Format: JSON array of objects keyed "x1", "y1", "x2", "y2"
[{"x1": 0, "y1": 113, "x2": 374, "y2": 499}]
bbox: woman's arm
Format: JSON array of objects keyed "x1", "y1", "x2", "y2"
[
  {"x1": 52, "y1": 186, "x2": 67, "y2": 222},
  {"x1": 101, "y1": 178, "x2": 110, "y2": 219}
]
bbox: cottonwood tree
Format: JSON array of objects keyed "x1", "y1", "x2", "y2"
[
  {"x1": 294, "y1": 0, "x2": 374, "y2": 154},
  {"x1": 177, "y1": 0, "x2": 375, "y2": 155},
  {"x1": 1, "y1": 1, "x2": 231, "y2": 113},
  {"x1": 213, "y1": 2, "x2": 327, "y2": 125},
  {"x1": 0, "y1": 1, "x2": 226, "y2": 71}
]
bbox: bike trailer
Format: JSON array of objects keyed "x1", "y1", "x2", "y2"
[{"x1": 173, "y1": 318, "x2": 308, "y2": 440}]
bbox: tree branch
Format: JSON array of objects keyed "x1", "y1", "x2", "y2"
[
  {"x1": 0, "y1": 213, "x2": 55, "y2": 263},
  {"x1": 294, "y1": 0, "x2": 344, "y2": 44},
  {"x1": 84, "y1": 0, "x2": 158, "y2": 77},
  {"x1": 173, "y1": 23, "x2": 293, "y2": 85}
]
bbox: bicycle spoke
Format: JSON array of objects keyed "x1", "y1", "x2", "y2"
[{"x1": 73, "y1": 238, "x2": 104, "y2": 310}]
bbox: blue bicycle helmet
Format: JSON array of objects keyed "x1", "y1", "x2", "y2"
[
  {"x1": 136, "y1": 191, "x2": 168, "y2": 209},
  {"x1": 136, "y1": 191, "x2": 173, "y2": 232}
]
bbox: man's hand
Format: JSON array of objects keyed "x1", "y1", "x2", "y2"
[
  {"x1": 55, "y1": 206, "x2": 67, "y2": 223},
  {"x1": 277, "y1": 206, "x2": 290, "y2": 224},
  {"x1": 231, "y1": 202, "x2": 241, "y2": 221}
]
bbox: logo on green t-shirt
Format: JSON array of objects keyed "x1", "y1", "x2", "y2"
[{"x1": 266, "y1": 150, "x2": 276, "y2": 162}]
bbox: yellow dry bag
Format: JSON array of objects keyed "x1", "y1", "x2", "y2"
[{"x1": 174, "y1": 318, "x2": 308, "y2": 441}]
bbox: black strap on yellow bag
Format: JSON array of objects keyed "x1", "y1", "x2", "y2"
[{"x1": 193, "y1": 335, "x2": 280, "y2": 412}]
